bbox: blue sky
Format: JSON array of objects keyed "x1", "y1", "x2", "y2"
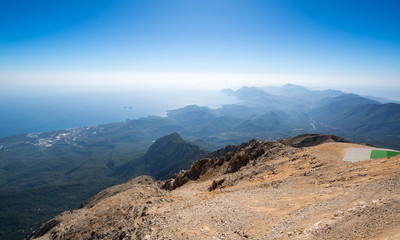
[{"x1": 0, "y1": 0, "x2": 399, "y2": 93}]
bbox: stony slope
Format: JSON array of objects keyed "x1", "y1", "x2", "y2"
[{"x1": 28, "y1": 135, "x2": 400, "y2": 240}]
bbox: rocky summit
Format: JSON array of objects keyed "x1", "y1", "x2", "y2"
[{"x1": 28, "y1": 134, "x2": 400, "y2": 240}]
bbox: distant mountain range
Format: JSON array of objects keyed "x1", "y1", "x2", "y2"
[{"x1": 1, "y1": 84, "x2": 400, "y2": 239}]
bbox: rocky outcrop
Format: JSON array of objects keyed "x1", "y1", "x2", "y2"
[
  {"x1": 26, "y1": 219, "x2": 60, "y2": 239},
  {"x1": 162, "y1": 158, "x2": 212, "y2": 190},
  {"x1": 162, "y1": 139, "x2": 270, "y2": 190},
  {"x1": 208, "y1": 178, "x2": 225, "y2": 191}
]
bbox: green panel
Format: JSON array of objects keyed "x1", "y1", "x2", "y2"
[
  {"x1": 370, "y1": 150, "x2": 400, "y2": 159},
  {"x1": 387, "y1": 151, "x2": 400, "y2": 157}
]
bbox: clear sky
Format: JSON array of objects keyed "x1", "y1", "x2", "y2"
[{"x1": 0, "y1": 0, "x2": 399, "y2": 93}]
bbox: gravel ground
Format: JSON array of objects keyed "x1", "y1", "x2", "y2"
[{"x1": 30, "y1": 142, "x2": 400, "y2": 240}]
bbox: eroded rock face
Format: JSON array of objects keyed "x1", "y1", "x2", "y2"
[
  {"x1": 26, "y1": 219, "x2": 60, "y2": 239},
  {"x1": 163, "y1": 139, "x2": 273, "y2": 190},
  {"x1": 28, "y1": 134, "x2": 400, "y2": 240},
  {"x1": 162, "y1": 158, "x2": 212, "y2": 190}
]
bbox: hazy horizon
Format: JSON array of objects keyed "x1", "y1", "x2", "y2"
[
  {"x1": 1, "y1": 1, "x2": 399, "y2": 93},
  {"x1": 1, "y1": 82, "x2": 399, "y2": 139}
]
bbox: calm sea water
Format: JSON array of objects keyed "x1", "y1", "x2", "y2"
[{"x1": 0, "y1": 89, "x2": 237, "y2": 138}]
